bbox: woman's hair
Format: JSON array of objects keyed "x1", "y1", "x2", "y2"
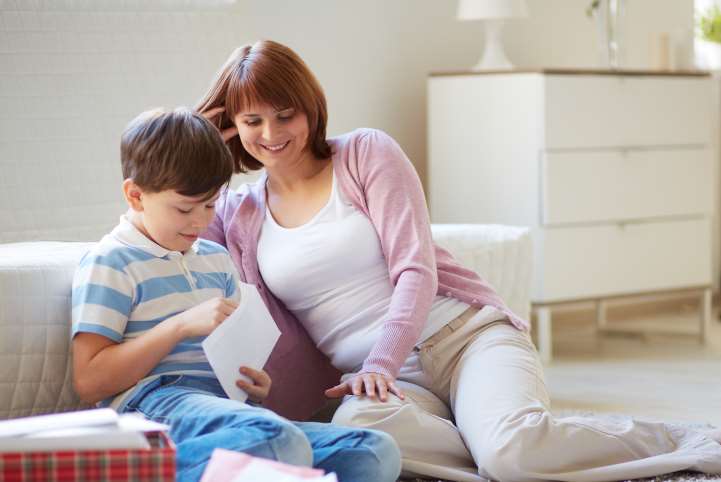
[
  {"x1": 120, "y1": 107, "x2": 233, "y2": 200},
  {"x1": 196, "y1": 40, "x2": 331, "y2": 173}
]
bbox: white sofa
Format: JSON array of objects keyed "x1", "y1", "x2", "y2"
[{"x1": 0, "y1": 224, "x2": 532, "y2": 420}]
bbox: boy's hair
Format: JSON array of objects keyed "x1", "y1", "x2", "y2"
[{"x1": 121, "y1": 107, "x2": 233, "y2": 201}]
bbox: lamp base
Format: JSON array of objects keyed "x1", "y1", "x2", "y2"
[{"x1": 471, "y1": 19, "x2": 514, "y2": 71}]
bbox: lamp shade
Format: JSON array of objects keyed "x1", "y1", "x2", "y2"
[{"x1": 457, "y1": 0, "x2": 529, "y2": 20}]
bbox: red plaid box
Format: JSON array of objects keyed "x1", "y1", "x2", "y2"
[{"x1": 0, "y1": 431, "x2": 175, "y2": 482}]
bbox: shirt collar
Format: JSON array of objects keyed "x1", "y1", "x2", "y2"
[{"x1": 110, "y1": 215, "x2": 200, "y2": 258}]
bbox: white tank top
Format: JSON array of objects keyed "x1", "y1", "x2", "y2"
[{"x1": 257, "y1": 172, "x2": 469, "y2": 372}]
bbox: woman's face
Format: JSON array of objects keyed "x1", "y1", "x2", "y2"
[{"x1": 233, "y1": 103, "x2": 310, "y2": 169}]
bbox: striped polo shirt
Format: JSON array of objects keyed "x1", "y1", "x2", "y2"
[{"x1": 71, "y1": 215, "x2": 240, "y2": 410}]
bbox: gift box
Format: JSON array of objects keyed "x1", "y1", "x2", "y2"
[{"x1": 0, "y1": 431, "x2": 175, "y2": 482}]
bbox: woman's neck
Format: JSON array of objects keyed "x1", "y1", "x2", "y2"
[{"x1": 266, "y1": 155, "x2": 332, "y2": 194}]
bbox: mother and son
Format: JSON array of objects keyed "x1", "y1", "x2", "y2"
[{"x1": 70, "y1": 40, "x2": 721, "y2": 482}]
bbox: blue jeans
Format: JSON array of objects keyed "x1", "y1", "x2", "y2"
[{"x1": 123, "y1": 375, "x2": 401, "y2": 482}]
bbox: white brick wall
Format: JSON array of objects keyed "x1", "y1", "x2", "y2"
[
  {"x1": 0, "y1": 0, "x2": 696, "y2": 246},
  {"x1": 0, "y1": 2, "x2": 242, "y2": 242}
]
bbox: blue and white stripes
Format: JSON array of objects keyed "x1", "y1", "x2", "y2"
[{"x1": 71, "y1": 216, "x2": 240, "y2": 409}]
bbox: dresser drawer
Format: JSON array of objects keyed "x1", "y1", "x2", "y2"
[
  {"x1": 544, "y1": 75, "x2": 711, "y2": 148},
  {"x1": 541, "y1": 148, "x2": 712, "y2": 225},
  {"x1": 534, "y1": 218, "x2": 711, "y2": 302}
]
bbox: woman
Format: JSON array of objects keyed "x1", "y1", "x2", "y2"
[{"x1": 197, "y1": 40, "x2": 721, "y2": 482}]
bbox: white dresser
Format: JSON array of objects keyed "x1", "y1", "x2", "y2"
[{"x1": 428, "y1": 69, "x2": 714, "y2": 362}]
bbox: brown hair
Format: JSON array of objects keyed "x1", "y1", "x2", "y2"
[
  {"x1": 196, "y1": 40, "x2": 331, "y2": 173},
  {"x1": 120, "y1": 107, "x2": 233, "y2": 200}
]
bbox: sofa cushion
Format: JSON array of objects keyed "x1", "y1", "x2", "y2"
[{"x1": 0, "y1": 242, "x2": 94, "y2": 419}]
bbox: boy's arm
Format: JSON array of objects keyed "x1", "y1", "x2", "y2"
[
  {"x1": 73, "y1": 297, "x2": 238, "y2": 404},
  {"x1": 72, "y1": 317, "x2": 185, "y2": 404}
]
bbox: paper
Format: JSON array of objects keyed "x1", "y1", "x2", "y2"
[
  {"x1": 232, "y1": 460, "x2": 338, "y2": 482},
  {"x1": 0, "y1": 409, "x2": 170, "y2": 453},
  {"x1": 202, "y1": 283, "x2": 281, "y2": 403},
  {"x1": 0, "y1": 408, "x2": 118, "y2": 438},
  {"x1": 200, "y1": 449, "x2": 334, "y2": 482}
]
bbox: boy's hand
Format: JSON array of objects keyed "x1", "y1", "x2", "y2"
[
  {"x1": 236, "y1": 367, "x2": 272, "y2": 403},
  {"x1": 176, "y1": 297, "x2": 238, "y2": 338}
]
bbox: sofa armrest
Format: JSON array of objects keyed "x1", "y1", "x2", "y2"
[
  {"x1": 431, "y1": 224, "x2": 533, "y2": 320},
  {"x1": 0, "y1": 242, "x2": 95, "y2": 419}
]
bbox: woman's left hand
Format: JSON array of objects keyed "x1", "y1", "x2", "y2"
[{"x1": 325, "y1": 372, "x2": 405, "y2": 402}]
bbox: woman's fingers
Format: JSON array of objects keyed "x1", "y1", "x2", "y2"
[
  {"x1": 352, "y1": 376, "x2": 364, "y2": 397},
  {"x1": 377, "y1": 378, "x2": 389, "y2": 402},
  {"x1": 220, "y1": 125, "x2": 238, "y2": 142},
  {"x1": 198, "y1": 106, "x2": 238, "y2": 141},
  {"x1": 200, "y1": 106, "x2": 225, "y2": 119},
  {"x1": 325, "y1": 374, "x2": 398, "y2": 402},
  {"x1": 363, "y1": 375, "x2": 376, "y2": 399},
  {"x1": 324, "y1": 383, "x2": 350, "y2": 398},
  {"x1": 388, "y1": 381, "x2": 405, "y2": 400}
]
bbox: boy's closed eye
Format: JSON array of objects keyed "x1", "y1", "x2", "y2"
[{"x1": 176, "y1": 203, "x2": 215, "y2": 214}]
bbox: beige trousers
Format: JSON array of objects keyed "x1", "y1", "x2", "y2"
[{"x1": 332, "y1": 306, "x2": 721, "y2": 482}]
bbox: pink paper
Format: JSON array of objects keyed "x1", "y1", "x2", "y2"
[{"x1": 200, "y1": 448, "x2": 325, "y2": 482}]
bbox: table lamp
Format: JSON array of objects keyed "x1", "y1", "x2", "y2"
[{"x1": 457, "y1": 0, "x2": 529, "y2": 70}]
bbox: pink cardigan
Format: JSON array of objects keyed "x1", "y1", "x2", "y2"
[{"x1": 202, "y1": 128, "x2": 528, "y2": 420}]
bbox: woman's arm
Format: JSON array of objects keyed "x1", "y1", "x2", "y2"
[
  {"x1": 356, "y1": 130, "x2": 438, "y2": 376},
  {"x1": 326, "y1": 129, "x2": 438, "y2": 401}
]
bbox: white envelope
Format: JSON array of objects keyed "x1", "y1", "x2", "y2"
[{"x1": 202, "y1": 283, "x2": 281, "y2": 403}]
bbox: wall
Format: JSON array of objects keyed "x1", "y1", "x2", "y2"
[{"x1": 1, "y1": 0, "x2": 708, "y2": 279}]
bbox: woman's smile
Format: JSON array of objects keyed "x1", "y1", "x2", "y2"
[{"x1": 260, "y1": 140, "x2": 290, "y2": 153}]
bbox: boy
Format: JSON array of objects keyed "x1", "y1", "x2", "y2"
[{"x1": 71, "y1": 108, "x2": 400, "y2": 482}]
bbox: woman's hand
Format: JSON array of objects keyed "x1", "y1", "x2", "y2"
[
  {"x1": 325, "y1": 372, "x2": 404, "y2": 403},
  {"x1": 200, "y1": 106, "x2": 238, "y2": 142},
  {"x1": 236, "y1": 366, "x2": 272, "y2": 403}
]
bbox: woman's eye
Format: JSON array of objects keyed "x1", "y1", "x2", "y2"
[
  {"x1": 205, "y1": 204, "x2": 215, "y2": 209},
  {"x1": 245, "y1": 120, "x2": 260, "y2": 126},
  {"x1": 279, "y1": 114, "x2": 294, "y2": 122},
  {"x1": 177, "y1": 208, "x2": 192, "y2": 214}
]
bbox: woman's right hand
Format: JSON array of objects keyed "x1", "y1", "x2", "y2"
[
  {"x1": 174, "y1": 297, "x2": 238, "y2": 339},
  {"x1": 200, "y1": 106, "x2": 239, "y2": 142}
]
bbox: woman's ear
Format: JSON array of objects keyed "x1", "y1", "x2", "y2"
[{"x1": 122, "y1": 179, "x2": 144, "y2": 212}]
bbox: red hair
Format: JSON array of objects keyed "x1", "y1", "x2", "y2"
[{"x1": 196, "y1": 40, "x2": 331, "y2": 172}]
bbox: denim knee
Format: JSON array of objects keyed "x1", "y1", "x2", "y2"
[
  {"x1": 342, "y1": 429, "x2": 402, "y2": 482},
  {"x1": 264, "y1": 419, "x2": 313, "y2": 467}
]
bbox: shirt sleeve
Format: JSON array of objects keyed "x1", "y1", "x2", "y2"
[
  {"x1": 353, "y1": 129, "x2": 438, "y2": 378},
  {"x1": 71, "y1": 252, "x2": 135, "y2": 343}
]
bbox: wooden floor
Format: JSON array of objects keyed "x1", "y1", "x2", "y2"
[{"x1": 541, "y1": 298, "x2": 721, "y2": 426}]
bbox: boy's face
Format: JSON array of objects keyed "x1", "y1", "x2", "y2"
[{"x1": 124, "y1": 181, "x2": 219, "y2": 252}]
